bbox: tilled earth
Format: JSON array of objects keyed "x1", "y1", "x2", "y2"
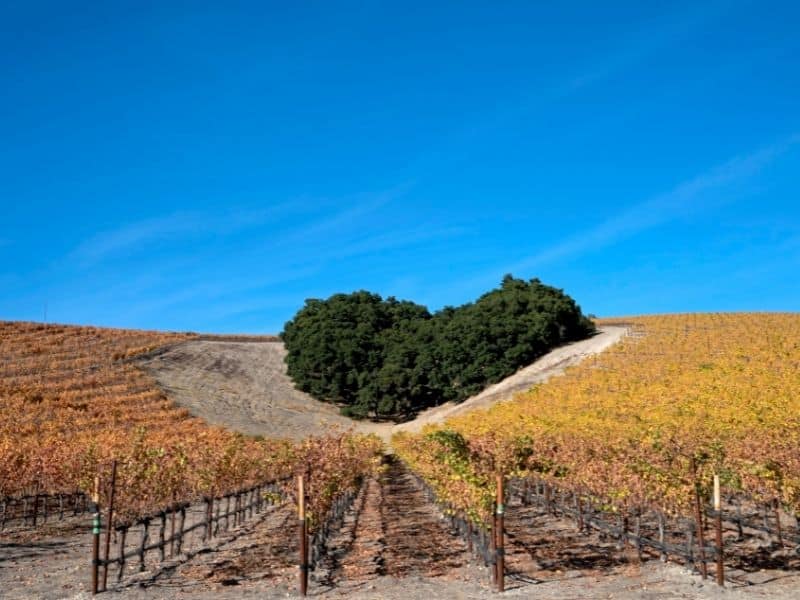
[{"x1": 5, "y1": 460, "x2": 800, "y2": 599}]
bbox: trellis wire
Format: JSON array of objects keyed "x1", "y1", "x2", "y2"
[
  {"x1": 96, "y1": 477, "x2": 288, "y2": 591},
  {"x1": 401, "y1": 462, "x2": 496, "y2": 570},
  {"x1": 307, "y1": 484, "x2": 359, "y2": 571},
  {"x1": 509, "y1": 477, "x2": 800, "y2": 585},
  {"x1": 0, "y1": 491, "x2": 89, "y2": 530}
]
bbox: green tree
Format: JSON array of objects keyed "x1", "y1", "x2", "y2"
[{"x1": 280, "y1": 276, "x2": 595, "y2": 420}]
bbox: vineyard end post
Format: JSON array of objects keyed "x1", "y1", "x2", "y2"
[
  {"x1": 91, "y1": 475, "x2": 101, "y2": 595},
  {"x1": 298, "y1": 474, "x2": 308, "y2": 597},
  {"x1": 714, "y1": 475, "x2": 724, "y2": 586},
  {"x1": 690, "y1": 467, "x2": 708, "y2": 580},
  {"x1": 496, "y1": 474, "x2": 505, "y2": 593},
  {"x1": 102, "y1": 460, "x2": 117, "y2": 592}
]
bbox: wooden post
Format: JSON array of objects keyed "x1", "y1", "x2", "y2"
[
  {"x1": 102, "y1": 460, "x2": 117, "y2": 592},
  {"x1": 139, "y1": 519, "x2": 150, "y2": 572},
  {"x1": 159, "y1": 513, "x2": 167, "y2": 561},
  {"x1": 204, "y1": 498, "x2": 213, "y2": 541},
  {"x1": 496, "y1": 474, "x2": 505, "y2": 593},
  {"x1": 214, "y1": 496, "x2": 221, "y2": 536},
  {"x1": 170, "y1": 500, "x2": 176, "y2": 557},
  {"x1": 735, "y1": 497, "x2": 744, "y2": 541},
  {"x1": 620, "y1": 514, "x2": 629, "y2": 549},
  {"x1": 117, "y1": 527, "x2": 127, "y2": 583},
  {"x1": 634, "y1": 511, "x2": 643, "y2": 562},
  {"x1": 693, "y1": 484, "x2": 708, "y2": 579},
  {"x1": 175, "y1": 507, "x2": 186, "y2": 555},
  {"x1": 774, "y1": 499, "x2": 784, "y2": 548},
  {"x1": 298, "y1": 474, "x2": 308, "y2": 596},
  {"x1": 490, "y1": 509, "x2": 497, "y2": 585},
  {"x1": 714, "y1": 475, "x2": 724, "y2": 586},
  {"x1": 467, "y1": 519, "x2": 474, "y2": 554},
  {"x1": 91, "y1": 476, "x2": 101, "y2": 595}
]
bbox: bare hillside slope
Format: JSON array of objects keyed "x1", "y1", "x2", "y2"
[
  {"x1": 138, "y1": 327, "x2": 627, "y2": 443},
  {"x1": 137, "y1": 341, "x2": 361, "y2": 440}
]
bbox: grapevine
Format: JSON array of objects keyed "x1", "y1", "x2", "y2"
[{"x1": 395, "y1": 313, "x2": 800, "y2": 526}]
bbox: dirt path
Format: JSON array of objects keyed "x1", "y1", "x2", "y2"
[
  {"x1": 138, "y1": 326, "x2": 628, "y2": 444},
  {"x1": 0, "y1": 518, "x2": 90, "y2": 599}
]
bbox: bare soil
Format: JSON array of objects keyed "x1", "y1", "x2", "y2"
[
  {"x1": 6, "y1": 463, "x2": 797, "y2": 599},
  {"x1": 137, "y1": 341, "x2": 389, "y2": 441},
  {"x1": 136, "y1": 326, "x2": 628, "y2": 444}
]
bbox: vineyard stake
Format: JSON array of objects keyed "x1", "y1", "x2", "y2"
[
  {"x1": 170, "y1": 497, "x2": 176, "y2": 557},
  {"x1": 490, "y1": 508, "x2": 497, "y2": 585},
  {"x1": 159, "y1": 513, "x2": 167, "y2": 561},
  {"x1": 774, "y1": 499, "x2": 784, "y2": 548},
  {"x1": 496, "y1": 474, "x2": 505, "y2": 592},
  {"x1": 298, "y1": 474, "x2": 308, "y2": 596},
  {"x1": 714, "y1": 475, "x2": 724, "y2": 586},
  {"x1": 692, "y1": 484, "x2": 708, "y2": 579},
  {"x1": 102, "y1": 460, "x2": 117, "y2": 592},
  {"x1": 657, "y1": 512, "x2": 667, "y2": 562},
  {"x1": 91, "y1": 475, "x2": 101, "y2": 595},
  {"x1": 176, "y1": 507, "x2": 186, "y2": 555}
]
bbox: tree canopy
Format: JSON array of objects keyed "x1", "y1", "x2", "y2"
[{"x1": 280, "y1": 275, "x2": 595, "y2": 420}]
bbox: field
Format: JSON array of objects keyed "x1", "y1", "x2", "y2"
[
  {"x1": 2, "y1": 315, "x2": 799, "y2": 598},
  {"x1": 135, "y1": 326, "x2": 626, "y2": 444},
  {"x1": 396, "y1": 313, "x2": 800, "y2": 591},
  {"x1": 0, "y1": 320, "x2": 380, "y2": 522},
  {"x1": 136, "y1": 340, "x2": 373, "y2": 440}
]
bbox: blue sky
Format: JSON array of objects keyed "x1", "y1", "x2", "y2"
[{"x1": 1, "y1": 1, "x2": 799, "y2": 333}]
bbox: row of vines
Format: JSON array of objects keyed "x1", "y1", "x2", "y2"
[
  {"x1": 395, "y1": 313, "x2": 800, "y2": 542},
  {"x1": 0, "y1": 321, "x2": 381, "y2": 527}
]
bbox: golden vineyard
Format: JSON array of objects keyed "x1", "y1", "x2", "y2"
[
  {"x1": 0, "y1": 321, "x2": 380, "y2": 524},
  {"x1": 395, "y1": 313, "x2": 800, "y2": 521}
]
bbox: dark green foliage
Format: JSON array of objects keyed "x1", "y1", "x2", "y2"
[{"x1": 281, "y1": 275, "x2": 595, "y2": 420}]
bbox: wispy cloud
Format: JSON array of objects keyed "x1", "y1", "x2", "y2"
[
  {"x1": 70, "y1": 212, "x2": 204, "y2": 264},
  {"x1": 276, "y1": 184, "x2": 413, "y2": 245},
  {"x1": 508, "y1": 135, "x2": 799, "y2": 273},
  {"x1": 318, "y1": 225, "x2": 468, "y2": 262},
  {"x1": 67, "y1": 202, "x2": 310, "y2": 266}
]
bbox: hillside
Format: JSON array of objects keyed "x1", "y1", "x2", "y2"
[
  {"x1": 3, "y1": 314, "x2": 800, "y2": 598},
  {"x1": 137, "y1": 340, "x2": 362, "y2": 440},
  {"x1": 136, "y1": 326, "x2": 628, "y2": 443},
  {"x1": 396, "y1": 312, "x2": 800, "y2": 591}
]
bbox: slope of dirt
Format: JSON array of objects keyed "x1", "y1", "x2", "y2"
[
  {"x1": 138, "y1": 327, "x2": 627, "y2": 443},
  {"x1": 137, "y1": 341, "x2": 388, "y2": 440}
]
